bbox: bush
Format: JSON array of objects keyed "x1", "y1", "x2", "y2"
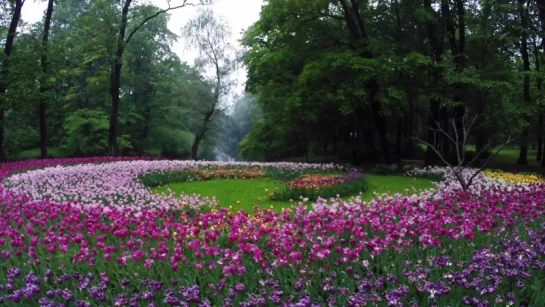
[
  {"x1": 272, "y1": 177, "x2": 368, "y2": 201},
  {"x1": 373, "y1": 164, "x2": 393, "y2": 175},
  {"x1": 519, "y1": 172, "x2": 541, "y2": 177},
  {"x1": 147, "y1": 127, "x2": 193, "y2": 159},
  {"x1": 402, "y1": 165, "x2": 419, "y2": 175},
  {"x1": 144, "y1": 148, "x2": 163, "y2": 157},
  {"x1": 64, "y1": 109, "x2": 110, "y2": 156},
  {"x1": 139, "y1": 171, "x2": 198, "y2": 188},
  {"x1": 486, "y1": 168, "x2": 504, "y2": 173}
]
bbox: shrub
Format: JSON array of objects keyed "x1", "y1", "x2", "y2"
[
  {"x1": 271, "y1": 169, "x2": 367, "y2": 201},
  {"x1": 373, "y1": 164, "x2": 393, "y2": 175},
  {"x1": 519, "y1": 171, "x2": 541, "y2": 177},
  {"x1": 139, "y1": 170, "x2": 198, "y2": 188},
  {"x1": 272, "y1": 177, "x2": 368, "y2": 201},
  {"x1": 486, "y1": 168, "x2": 504, "y2": 173},
  {"x1": 144, "y1": 148, "x2": 163, "y2": 157},
  {"x1": 402, "y1": 164, "x2": 419, "y2": 174},
  {"x1": 64, "y1": 109, "x2": 109, "y2": 156}
]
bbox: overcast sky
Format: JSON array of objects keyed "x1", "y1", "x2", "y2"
[{"x1": 20, "y1": 0, "x2": 263, "y2": 96}]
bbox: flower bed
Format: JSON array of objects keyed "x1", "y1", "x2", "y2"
[
  {"x1": 484, "y1": 170, "x2": 544, "y2": 184},
  {"x1": 138, "y1": 163, "x2": 365, "y2": 201},
  {"x1": 272, "y1": 169, "x2": 367, "y2": 201},
  {"x1": 0, "y1": 160, "x2": 545, "y2": 305}
]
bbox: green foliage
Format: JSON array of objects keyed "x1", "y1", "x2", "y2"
[
  {"x1": 486, "y1": 169, "x2": 504, "y2": 173},
  {"x1": 271, "y1": 178, "x2": 369, "y2": 202},
  {"x1": 146, "y1": 127, "x2": 193, "y2": 159},
  {"x1": 140, "y1": 170, "x2": 199, "y2": 188},
  {"x1": 63, "y1": 109, "x2": 111, "y2": 156},
  {"x1": 17, "y1": 147, "x2": 64, "y2": 160},
  {"x1": 372, "y1": 164, "x2": 394, "y2": 175}
]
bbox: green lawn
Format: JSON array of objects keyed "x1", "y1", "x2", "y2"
[
  {"x1": 490, "y1": 148, "x2": 540, "y2": 166},
  {"x1": 420, "y1": 144, "x2": 541, "y2": 167},
  {"x1": 152, "y1": 175, "x2": 435, "y2": 212}
]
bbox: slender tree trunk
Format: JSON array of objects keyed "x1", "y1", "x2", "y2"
[
  {"x1": 191, "y1": 135, "x2": 202, "y2": 160},
  {"x1": 395, "y1": 117, "x2": 402, "y2": 155},
  {"x1": 518, "y1": 0, "x2": 530, "y2": 165},
  {"x1": 537, "y1": 0, "x2": 545, "y2": 166},
  {"x1": 333, "y1": 130, "x2": 338, "y2": 153},
  {"x1": 424, "y1": 0, "x2": 445, "y2": 165},
  {"x1": 366, "y1": 81, "x2": 392, "y2": 164},
  {"x1": 475, "y1": 91, "x2": 486, "y2": 153},
  {"x1": 448, "y1": 0, "x2": 466, "y2": 162},
  {"x1": 404, "y1": 93, "x2": 414, "y2": 157},
  {"x1": 539, "y1": 113, "x2": 544, "y2": 161},
  {"x1": 304, "y1": 137, "x2": 309, "y2": 163},
  {"x1": 426, "y1": 99, "x2": 441, "y2": 165},
  {"x1": 0, "y1": 0, "x2": 24, "y2": 162},
  {"x1": 338, "y1": 0, "x2": 391, "y2": 163},
  {"x1": 109, "y1": 0, "x2": 133, "y2": 156},
  {"x1": 441, "y1": 107, "x2": 451, "y2": 161},
  {"x1": 535, "y1": 42, "x2": 543, "y2": 161},
  {"x1": 39, "y1": 0, "x2": 55, "y2": 159}
]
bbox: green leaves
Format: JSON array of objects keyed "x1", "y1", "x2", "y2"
[{"x1": 64, "y1": 108, "x2": 111, "y2": 156}]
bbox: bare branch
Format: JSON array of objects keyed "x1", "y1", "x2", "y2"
[
  {"x1": 126, "y1": 0, "x2": 212, "y2": 45},
  {"x1": 451, "y1": 118, "x2": 463, "y2": 165},
  {"x1": 464, "y1": 136, "x2": 514, "y2": 189},
  {"x1": 413, "y1": 137, "x2": 452, "y2": 167},
  {"x1": 416, "y1": 110, "x2": 515, "y2": 191}
]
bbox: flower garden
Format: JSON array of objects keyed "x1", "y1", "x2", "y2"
[{"x1": 0, "y1": 158, "x2": 545, "y2": 306}]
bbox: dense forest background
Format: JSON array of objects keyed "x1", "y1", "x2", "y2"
[{"x1": 2, "y1": 0, "x2": 545, "y2": 167}]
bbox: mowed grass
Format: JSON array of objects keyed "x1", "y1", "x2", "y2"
[{"x1": 152, "y1": 175, "x2": 435, "y2": 211}]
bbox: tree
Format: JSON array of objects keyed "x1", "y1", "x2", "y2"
[
  {"x1": 183, "y1": 9, "x2": 236, "y2": 160},
  {"x1": 517, "y1": 0, "x2": 531, "y2": 165},
  {"x1": 39, "y1": 0, "x2": 55, "y2": 158},
  {"x1": 108, "y1": 0, "x2": 212, "y2": 155},
  {"x1": 0, "y1": 0, "x2": 25, "y2": 161},
  {"x1": 416, "y1": 114, "x2": 513, "y2": 191}
]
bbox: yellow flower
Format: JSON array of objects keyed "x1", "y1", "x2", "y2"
[
  {"x1": 484, "y1": 171, "x2": 544, "y2": 184},
  {"x1": 236, "y1": 201, "x2": 241, "y2": 204}
]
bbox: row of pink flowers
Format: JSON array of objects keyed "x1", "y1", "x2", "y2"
[{"x1": 0, "y1": 159, "x2": 545, "y2": 305}]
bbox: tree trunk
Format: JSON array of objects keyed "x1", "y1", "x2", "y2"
[
  {"x1": 368, "y1": 81, "x2": 392, "y2": 164},
  {"x1": 475, "y1": 91, "x2": 486, "y2": 153},
  {"x1": 426, "y1": 99, "x2": 441, "y2": 165},
  {"x1": 440, "y1": 107, "x2": 451, "y2": 161},
  {"x1": 338, "y1": 0, "x2": 391, "y2": 163},
  {"x1": 0, "y1": 0, "x2": 24, "y2": 162},
  {"x1": 423, "y1": 0, "x2": 445, "y2": 165},
  {"x1": 518, "y1": 0, "x2": 530, "y2": 165},
  {"x1": 333, "y1": 131, "x2": 338, "y2": 153},
  {"x1": 531, "y1": 28, "x2": 543, "y2": 161},
  {"x1": 108, "y1": 0, "x2": 133, "y2": 156},
  {"x1": 404, "y1": 92, "x2": 414, "y2": 157},
  {"x1": 539, "y1": 113, "x2": 544, "y2": 161},
  {"x1": 395, "y1": 116, "x2": 402, "y2": 155},
  {"x1": 39, "y1": 0, "x2": 55, "y2": 159},
  {"x1": 536, "y1": 0, "x2": 545, "y2": 166},
  {"x1": 191, "y1": 135, "x2": 202, "y2": 160}
]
